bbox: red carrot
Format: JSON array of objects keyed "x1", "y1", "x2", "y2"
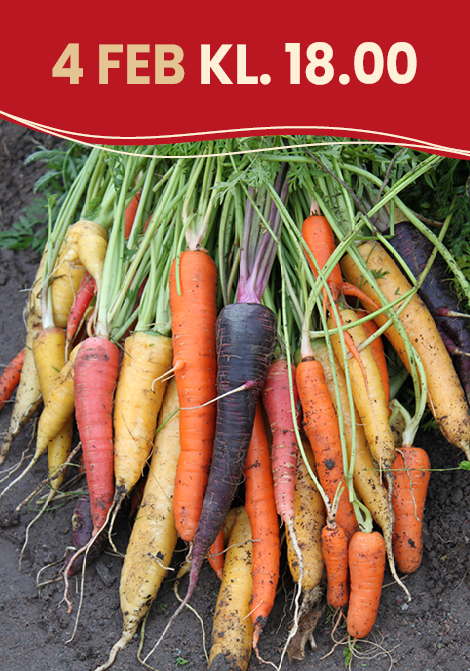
[
  {"x1": 74, "y1": 336, "x2": 120, "y2": 535},
  {"x1": 261, "y1": 358, "x2": 300, "y2": 525},
  {"x1": 66, "y1": 272, "x2": 96, "y2": 346}
]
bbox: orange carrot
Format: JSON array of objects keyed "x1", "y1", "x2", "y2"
[
  {"x1": 301, "y1": 213, "x2": 377, "y2": 389},
  {"x1": 123, "y1": 191, "x2": 141, "y2": 238},
  {"x1": 296, "y1": 358, "x2": 358, "y2": 541},
  {"x1": 74, "y1": 336, "x2": 120, "y2": 535},
  {"x1": 347, "y1": 531, "x2": 386, "y2": 639},
  {"x1": 392, "y1": 446, "x2": 430, "y2": 574},
  {"x1": 261, "y1": 358, "x2": 300, "y2": 525},
  {"x1": 170, "y1": 249, "x2": 218, "y2": 543},
  {"x1": 244, "y1": 402, "x2": 280, "y2": 653},
  {"x1": 0, "y1": 348, "x2": 25, "y2": 412},
  {"x1": 321, "y1": 523, "x2": 349, "y2": 609},
  {"x1": 301, "y1": 213, "x2": 380, "y2": 313}
]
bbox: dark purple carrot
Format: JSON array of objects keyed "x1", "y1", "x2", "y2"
[
  {"x1": 390, "y1": 221, "x2": 470, "y2": 402},
  {"x1": 65, "y1": 496, "x2": 107, "y2": 576}
]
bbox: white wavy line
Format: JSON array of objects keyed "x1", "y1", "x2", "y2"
[{"x1": 2, "y1": 108, "x2": 469, "y2": 159}]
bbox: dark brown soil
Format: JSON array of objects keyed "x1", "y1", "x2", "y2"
[{"x1": 1, "y1": 118, "x2": 470, "y2": 671}]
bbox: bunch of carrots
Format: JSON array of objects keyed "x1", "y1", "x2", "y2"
[{"x1": 1, "y1": 138, "x2": 470, "y2": 670}]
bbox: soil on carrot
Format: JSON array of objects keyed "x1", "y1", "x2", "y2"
[{"x1": 1, "y1": 118, "x2": 470, "y2": 671}]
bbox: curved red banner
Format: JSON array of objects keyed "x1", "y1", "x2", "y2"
[{"x1": 1, "y1": 1, "x2": 469, "y2": 157}]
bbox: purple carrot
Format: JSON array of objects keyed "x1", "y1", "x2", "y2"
[
  {"x1": 390, "y1": 221, "x2": 470, "y2": 402},
  {"x1": 65, "y1": 496, "x2": 106, "y2": 576}
]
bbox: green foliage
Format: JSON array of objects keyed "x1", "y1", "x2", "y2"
[
  {"x1": 0, "y1": 198, "x2": 48, "y2": 253},
  {"x1": 1, "y1": 141, "x2": 90, "y2": 255}
]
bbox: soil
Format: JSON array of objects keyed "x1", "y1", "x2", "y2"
[{"x1": 1, "y1": 118, "x2": 470, "y2": 671}]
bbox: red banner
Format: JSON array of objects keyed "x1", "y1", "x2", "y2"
[{"x1": 1, "y1": 1, "x2": 469, "y2": 157}]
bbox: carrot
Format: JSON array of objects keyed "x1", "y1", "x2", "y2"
[
  {"x1": 113, "y1": 332, "x2": 173, "y2": 500},
  {"x1": 0, "y1": 256, "x2": 45, "y2": 465},
  {"x1": 347, "y1": 531, "x2": 386, "y2": 639},
  {"x1": 0, "y1": 348, "x2": 25, "y2": 413},
  {"x1": 308, "y1": 339, "x2": 395, "y2": 571},
  {"x1": 207, "y1": 530, "x2": 225, "y2": 580},
  {"x1": 50, "y1": 243, "x2": 86, "y2": 329},
  {"x1": 301, "y1": 211, "x2": 377, "y2": 309},
  {"x1": 65, "y1": 496, "x2": 107, "y2": 577},
  {"x1": 66, "y1": 272, "x2": 96, "y2": 347},
  {"x1": 328, "y1": 309, "x2": 395, "y2": 474},
  {"x1": 170, "y1": 249, "x2": 218, "y2": 543},
  {"x1": 357, "y1": 309, "x2": 390, "y2": 413},
  {"x1": 341, "y1": 241, "x2": 470, "y2": 458},
  {"x1": 286, "y1": 440, "x2": 326, "y2": 596},
  {"x1": 94, "y1": 378, "x2": 181, "y2": 671},
  {"x1": 261, "y1": 358, "x2": 300, "y2": 526},
  {"x1": 64, "y1": 220, "x2": 108, "y2": 308},
  {"x1": 321, "y1": 523, "x2": 349, "y2": 609},
  {"x1": 0, "y1": 326, "x2": 72, "y2": 499},
  {"x1": 35, "y1": 345, "x2": 80, "y2": 455},
  {"x1": 392, "y1": 446, "x2": 431, "y2": 574},
  {"x1": 244, "y1": 401, "x2": 280, "y2": 653},
  {"x1": 296, "y1": 357, "x2": 358, "y2": 540},
  {"x1": 301, "y1": 212, "x2": 379, "y2": 383},
  {"x1": 74, "y1": 336, "x2": 120, "y2": 535},
  {"x1": 208, "y1": 506, "x2": 254, "y2": 671},
  {"x1": 123, "y1": 190, "x2": 141, "y2": 238}
]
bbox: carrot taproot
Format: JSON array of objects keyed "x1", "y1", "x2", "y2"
[
  {"x1": 390, "y1": 221, "x2": 470, "y2": 405},
  {"x1": 0, "y1": 348, "x2": 25, "y2": 413},
  {"x1": 0, "y1": 326, "x2": 72, "y2": 499},
  {"x1": 308, "y1": 339, "x2": 393, "y2": 561},
  {"x1": 50, "y1": 243, "x2": 86, "y2": 329},
  {"x1": 347, "y1": 531, "x2": 386, "y2": 639},
  {"x1": 296, "y1": 357, "x2": 358, "y2": 541},
  {"x1": 261, "y1": 358, "x2": 300, "y2": 526},
  {"x1": 74, "y1": 336, "x2": 120, "y2": 535},
  {"x1": 328, "y1": 309, "x2": 395, "y2": 473},
  {"x1": 93, "y1": 377, "x2": 181, "y2": 671},
  {"x1": 123, "y1": 191, "x2": 141, "y2": 238},
  {"x1": 35, "y1": 345, "x2": 80, "y2": 455},
  {"x1": 207, "y1": 530, "x2": 225, "y2": 580},
  {"x1": 170, "y1": 249, "x2": 218, "y2": 543},
  {"x1": 392, "y1": 446, "x2": 431, "y2": 574},
  {"x1": 0, "y1": 256, "x2": 45, "y2": 465},
  {"x1": 208, "y1": 506, "x2": 254, "y2": 671},
  {"x1": 286, "y1": 440, "x2": 326, "y2": 595},
  {"x1": 357, "y1": 309, "x2": 390, "y2": 413},
  {"x1": 113, "y1": 332, "x2": 173, "y2": 500},
  {"x1": 65, "y1": 496, "x2": 107, "y2": 577},
  {"x1": 301, "y1": 212, "x2": 379, "y2": 404},
  {"x1": 341, "y1": 241, "x2": 470, "y2": 458},
  {"x1": 244, "y1": 401, "x2": 280, "y2": 652},
  {"x1": 64, "y1": 220, "x2": 108, "y2": 304},
  {"x1": 321, "y1": 522, "x2": 349, "y2": 609}
]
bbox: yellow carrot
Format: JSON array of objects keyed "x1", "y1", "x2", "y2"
[
  {"x1": 342, "y1": 241, "x2": 470, "y2": 458},
  {"x1": 94, "y1": 378, "x2": 180, "y2": 671},
  {"x1": 209, "y1": 506, "x2": 254, "y2": 671}
]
